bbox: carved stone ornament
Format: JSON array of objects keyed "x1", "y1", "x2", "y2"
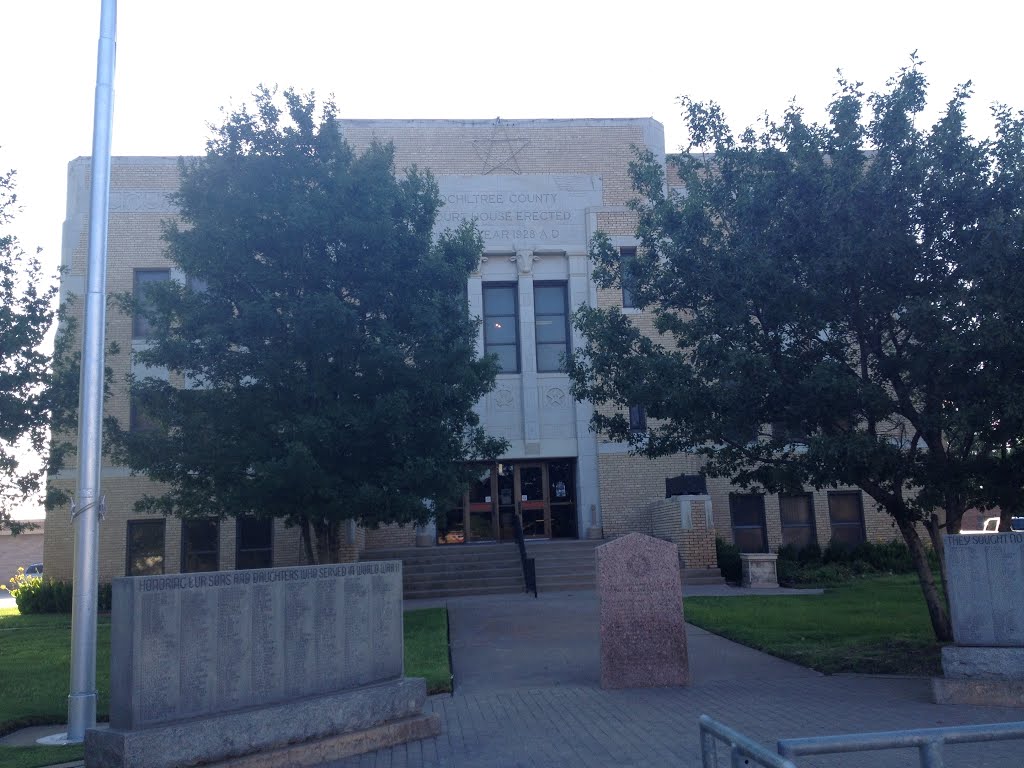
[{"x1": 512, "y1": 249, "x2": 538, "y2": 275}]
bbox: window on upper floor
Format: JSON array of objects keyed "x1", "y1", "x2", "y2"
[
  {"x1": 133, "y1": 269, "x2": 171, "y2": 339},
  {"x1": 483, "y1": 283, "x2": 519, "y2": 373},
  {"x1": 628, "y1": 405, "x2": 647, "y2": 432},
  {"x1": 534, "y1": 283, "x2": 569, "y2": 372},
  {"x1": 620, "y1": 247, "x2": 639, "y2": 309}
]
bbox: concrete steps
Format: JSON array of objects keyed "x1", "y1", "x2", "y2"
[{"x1": 366, "y1": 539, "x2": 725, "y2": 598}]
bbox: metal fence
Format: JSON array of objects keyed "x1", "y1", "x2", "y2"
[
  {"x1": 777, "y1": 720, "x2": 1024, "y2": 768},
  {"x1": 700, "y1": 716, "x2": 1024, "y2": 768},
  {"x1": 699, "y1": 715, "x2": 797, "y2": 768}
]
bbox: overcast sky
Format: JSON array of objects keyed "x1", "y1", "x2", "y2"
[
  {"x1": 1, "y1": 2, "x2": 1020, "y2": 517},
  {"x1": 3, "y1": 0, "x2": 1020, "y2": 274}
]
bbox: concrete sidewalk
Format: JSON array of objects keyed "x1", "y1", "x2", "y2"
[{"x1": 327, "y1": 588, "x2": 1023, "y2": 768}]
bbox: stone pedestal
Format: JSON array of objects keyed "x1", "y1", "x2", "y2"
[
  {"x1": 932, "y1": 533, "x2": 1024, "y2": 705},
  {"x1": 87, "y1": 562, "x2": 440, "y2": 767},
  {"x1": 740, "y1": 553, "x2": 778, "y2": 588},
  {"x1": 596, "y1": 533, "x2": 688, "y2": 689}
]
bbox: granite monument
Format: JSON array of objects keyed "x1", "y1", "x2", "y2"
[{"x1": 596, "y1": 533, "x2": 689, "y2": 689}]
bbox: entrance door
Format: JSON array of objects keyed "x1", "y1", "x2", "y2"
[
  {"x1": 466, "y1": 467, "x2": 497, "y2": 542},
  {"x1": 437, "y1": 460, "x2": 576, "y2": 544},
  {"x1": 517, "y1": 463, "x2": 549, "y2": 538}
]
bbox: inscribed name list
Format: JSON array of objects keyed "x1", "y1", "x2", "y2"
[
  {"x1": 945, "y1": 534, "x2": 1024, "y2": 646},
  {"x1": 110, "y1": 561, "x2": 403, "y2": 730}
]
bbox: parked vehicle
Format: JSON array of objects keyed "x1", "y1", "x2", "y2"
[
  {"x1": 961, "y1": 517, "x2": 1024, "y2": 534},
  {"x1": 23, "y1": 563, "x2": 43, "y2": 579}
]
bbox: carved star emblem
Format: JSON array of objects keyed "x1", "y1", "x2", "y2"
[{"x1": 473, "y1": 119, "x2": 530, "y2": 175}]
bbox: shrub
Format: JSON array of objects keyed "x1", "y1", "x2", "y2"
[
  {"x1": 15, "y1": 578, "x2": 73, "y2": 613},
  {"x1": 716, "y1": 537, "x2": 742, "y2": 583},
  {"x1": 12, "y1": 578, "x2": 112, "y2": 614}
]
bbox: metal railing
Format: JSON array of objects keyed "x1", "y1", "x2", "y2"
[
  {"x1": 511, "y1": 513, "x2": 538, "y2": 597},
  {"x1": 777, "y1": 720, "x2": 1024, "y2": 768},
  {"x1": 699, "y1": 716, "x2": 797, "y2": 768}
]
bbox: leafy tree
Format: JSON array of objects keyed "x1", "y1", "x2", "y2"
[
  {"x1": 0, "y1": 165, "x2": 59, "y2": 533},
  {"x1": 568, "y1": 61, "x2": 1024, "y2": 642},
  {"x1": 107, "y1": 87, "x2": 506, "y2": 563}
]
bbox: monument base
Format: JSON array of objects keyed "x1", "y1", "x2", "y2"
[
  {"x1": 932, "y1": 677, "x2": 1024, "y2": 707},
  {"x1": 85, "y1": 678, "x2": 440, "y2": 768},
  {"x1": 740, "y1": 553, "x2": 779, "y2": 588},
  {"x1": 932, "y1": 645, "x2": 1024, "y2": 707}
]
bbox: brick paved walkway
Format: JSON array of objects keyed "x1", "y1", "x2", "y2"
[{"x1": 328, "y1": 590, "x2": 1024, "y2": 768}]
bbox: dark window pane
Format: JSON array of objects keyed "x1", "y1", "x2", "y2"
[
  {"x1": 468, "y1": 468, "x2": 492, "y2": 504},
  {"x1": 548, "y1": 461, "x2": 575, "y2": 502},
  {"x1": 133, "y1": 269, "x2": 170, "y2": 339},
  {"x1": 730, "y1": 494, "x2": 767, "y2": 553},
  {"x1": 620, "y1": 247, "x2": 638, "y2": 309},
  {"x1": 536, "y1": 344, "x2": 566, "y2": 372},
  {"x1": 828, "y1": 492, "x2": 865, "y2": 548},
  {"x1": 629, "y1": 405, "x2": 647, "y2": 431},
  {"x1": 734, "y1": 527, "x2": 767, "y2": 554},
  {"x1": 484, "y1": 285, "x2": 516, "y2": 315},
  {"x1": 182, "y1": 519, "x2": 219, "y2": 573},
  {"x1": 779, "y1": 495, "x2": 813, "y2": 526},
  {"x1": 829, "y1": 525, "x2": 865, "y2": 549},
  {"x1": 828, "y1": 492, "x2": 863, "y2": 523},
  {"x1": 782, "y1": 526, "x2": 815, "y2": 549},
  {"x1": 437, "y1": 505, "x2": 466, "y2": 545},
  {"x1": 534, "y1": 318, "x2": 567, "y2": 343},
  {"x1": 236, "y1": 517, "x2": 273, "y2": 569},
  {"x1": 730, "y1": 495, "x2": 764, "y2": 526},
  {"x1": 490, "y1": 345, "x2": 518, "y2": 373},
  {"x1": 483, "y1": 284, "x2": 519, "y2": 373},
  {"x1": 127, "y1": 520, "x2": 165, "y2": 576},
  {"x1": 520, "y1": 467, "x2": 544, "y2": 501},
  {"x1": 550, "y1": 504, "x2": 577, "y2": 538},
  {"x1": 484, "y1": 317, "x2": 517, "y2": 344},
  {"x1": 534, "y1": 285, "x2": 566, "y2": 314}
]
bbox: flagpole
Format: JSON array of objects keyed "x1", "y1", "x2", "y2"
[{"x1": 67, "y1": 0, "x2": 117, "y2": 743}]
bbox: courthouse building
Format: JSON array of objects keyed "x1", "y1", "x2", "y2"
[{"x1": 44, "y1": 118, "x2": 895, "y2": 583}]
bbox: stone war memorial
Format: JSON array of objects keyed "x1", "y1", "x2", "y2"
[
  {"x1": 85, "y1": 560, "x2": 440, "y2": 768},
  {"x1": 933, "y1": 533, "x2": 1024, "y2": 707},
  {"x1": 596, "y1": 533, "x2": 689, "y2": 689}
]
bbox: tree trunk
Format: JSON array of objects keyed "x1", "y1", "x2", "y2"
[
  {"x1": 300, "y1": 519, "x2": 317, "y2": 565},
  {"x1": 898, "y1": 518, "x2": 952, "y2": 642},
  {"x1": 923, "y1": 512, "x2": 950, "y2": 620},
  {"x1": 313, "y1": 519, "x2": 342, "y2": 563}
]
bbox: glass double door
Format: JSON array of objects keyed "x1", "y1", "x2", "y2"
[
  {"x1": 437, "y1": 459, "x2": 578, "y2": 544},
  {"x1": 467, "y1": 462, "x2": 548, "y2": 541}
]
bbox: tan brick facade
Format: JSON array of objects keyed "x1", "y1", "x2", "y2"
[{"x1": 46, "y1": 118, "x2": 906, "y2": 585}]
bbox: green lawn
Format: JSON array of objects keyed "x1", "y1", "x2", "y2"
[
  {"x1": 685, "y1": 574, "x2": 943, "y2": 676},
  {"x1": 0, "y1": 605, "x2": 450, "y2": 768}
]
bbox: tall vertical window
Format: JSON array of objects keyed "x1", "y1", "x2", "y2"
[
  {"x1": 628, "y1": 405, "x2": 647, "y2": 432},
  {"x1": 730, "y1": 494, "x2": 767, "y2": 553},
  {"x1": 236, "y1": 516, "x2": 273, "y2": 569},
  {"x1": 133, "y1": 269, "x2": 171, "y2": 339},
  {"x1": 126, "y1": 520, "x2": 165, "y2": 576},
  {"x1": 620, "y1": 247, "x2": 638, "y2": 309},
  {"x1": 181, "y1": 519, "x2": 219, "y2": 573},
  {"x1": 534, "y1": 283, "x2": 569, "y2": 372},
  {"x1": 828, "y1": 491, "x2": 866, "y2": 548},
  {"x1": 483, "y1": 283, "x2": 519, "y2": 373},
  {"x1": 779, "y1": 493, "x2": 816, "y2": 549}
]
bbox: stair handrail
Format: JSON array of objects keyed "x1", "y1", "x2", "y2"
[{"x1": 512, "y1": 511, "x2": 538, "y2": 597}]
